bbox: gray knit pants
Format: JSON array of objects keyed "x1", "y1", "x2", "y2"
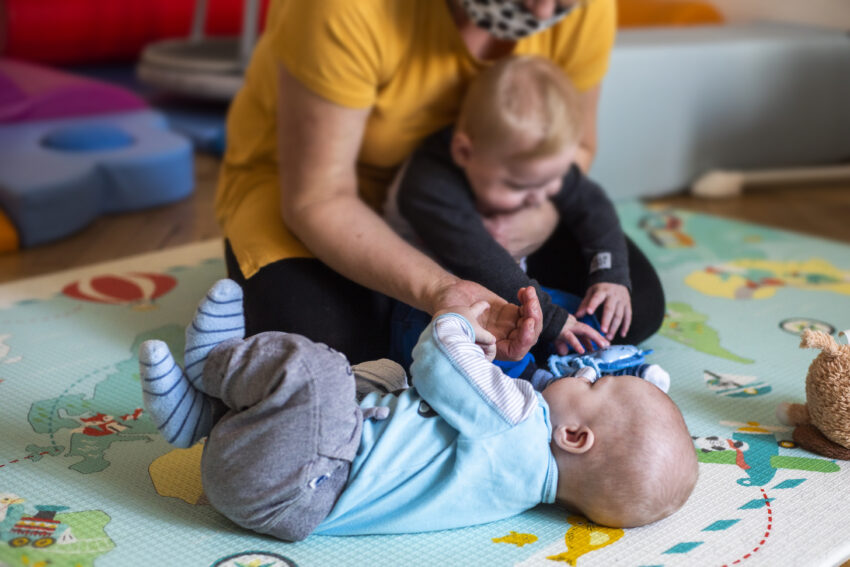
[{"x1": 199, "y1": 333, "x2": 363, "y2": 541}]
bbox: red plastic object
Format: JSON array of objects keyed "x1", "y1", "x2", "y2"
[{"x1": 1, "y1": 0, "x2": 269, "y2": 65}]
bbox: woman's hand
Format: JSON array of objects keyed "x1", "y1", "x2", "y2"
[
  {"x1": 487, "y1": 286, "x2": 542, "y2": 361},
  {"x1": 481, "y1": 201, "x2": 559, "y2": 261},
  {"x1": 436, "y1": 300, "x2": 499, "y2": 361},
  {"x1": 576, "y1": 282, "x2": 632, "y2": 340},
  {"x1": 431, "y1": 281, "x2": 541, "y2": 361},
  {"x1": 554, "y1": 314, "x2": 609, "y2": 356}
]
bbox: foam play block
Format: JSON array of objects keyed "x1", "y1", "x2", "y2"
[
  {"x1": 0, "y1": 58, "x2": 194, "y2": 249},
  {"x1": 0, "y1": 110, "x2": 193, "y2": 247},
  {"x1": 0, "y1": 209, "x2": 20, "y2": 252},
  {"x1": 0, "y1": 58, "x2": 148, "y2": 123},
  {"x1": 617, "y1": 0, "x2": 724, "y2": 28},
  {"x1": 67, "y1": 63, "x2": 229, "y2": 155}
]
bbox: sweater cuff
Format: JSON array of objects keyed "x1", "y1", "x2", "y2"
[
  {"x1": 586, "y1": 268, "x2": 632, "y2": 291},
  {"x1": 541, "y1": 305, "x2": 569, "y2": 344}
]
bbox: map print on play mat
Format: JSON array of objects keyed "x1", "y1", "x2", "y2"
[
  {"x1": 660, "y1": 302, "x2": 753, "y2": 363},
  {"x1": 629, "y1": 204, "x2": 772, "y2": 270},
  {"x1": 546, "y1": 516, "x2": 624, "y2": 565},
  {"x1": 25, "y1": 324, "x2": 184, "y2": 474},
  {"x1": 149, "y1": 443, "x2": 208, "y2": 506},
  {"x1": 704, "y1": 370, "x2": 771, "y2": 397},
  {"x1": 693, "y1": 421, "x2": 839, "y2": 488},
  {"x1": 686, "y1": 258, "x2": 850, "y2": 300},
  {"x1": 0, "y1": 493, "x2": 114, "y2": 566},
  {"x1": 492, "y1": 531, "x2": 538, "y2": 547},
  {"x1": 62, "y1": 272, "x2": 177, "y2": 309}
]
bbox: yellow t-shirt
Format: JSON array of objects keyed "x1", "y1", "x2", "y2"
[{"x1": 216, "y1": 0, "x2": 617, "y2": 278}]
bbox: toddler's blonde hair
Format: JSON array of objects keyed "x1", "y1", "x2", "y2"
[{"x1": 457, "y1": 55, "x2": 583, "y2": 159}]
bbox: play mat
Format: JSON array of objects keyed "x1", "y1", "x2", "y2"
[{"x1": 2, "y1": 202, "x2": 849, "y2": 567}]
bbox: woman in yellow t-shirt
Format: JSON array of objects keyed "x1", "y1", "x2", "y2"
[{"x1": 216, "y1": 0, "x2": 662, "y2": 364}]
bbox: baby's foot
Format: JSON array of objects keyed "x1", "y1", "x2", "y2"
[
  {"x1": 619, "y1": 363, "x2": 670, "y2": 393},
  {"x1": 184, "y1": 279, "x2": 244, "y2": 389},
  {"x1": 139, "y1": 340, "x2": 220, "y2": 448}
]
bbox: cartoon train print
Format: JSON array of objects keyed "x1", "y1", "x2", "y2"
[{"x1": 1, "y1": 505, "x2": 74, "y2": 548}]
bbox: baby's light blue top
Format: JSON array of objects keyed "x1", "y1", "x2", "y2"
[{"x1": 316, "y1": 314, "x2": 559, "y2": 535}]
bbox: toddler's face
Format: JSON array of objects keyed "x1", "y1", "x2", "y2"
[{"x1": 461, "y1": 142, "x2": 576, "y2": 216}]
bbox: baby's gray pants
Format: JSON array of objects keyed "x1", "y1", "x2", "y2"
[{"x1": 199, "y1": 334, "x2": 363, "y2": 541}]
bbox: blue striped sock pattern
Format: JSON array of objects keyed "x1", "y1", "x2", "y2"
[
  {"x1": 184, "y1": 279, "x2": 245, "y2": 389},
  {"x1": 139, "y1": 340, "x2": 215, "y2": 448}
]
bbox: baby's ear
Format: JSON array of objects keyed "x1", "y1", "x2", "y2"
[{"x1": 553, "y1": 424, "x2": 595, "y2": 454}]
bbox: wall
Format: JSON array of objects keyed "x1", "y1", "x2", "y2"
[
  {"x1": 593, "y1": 20, "x2": 850, "y2": 197},
  {"x1": 673, "y1": 0, "x2": 850, "y2": 30}
]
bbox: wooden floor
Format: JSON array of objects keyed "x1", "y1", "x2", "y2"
[{"x1": 1, "y1": 153, "x2": 849, "y2": 284}]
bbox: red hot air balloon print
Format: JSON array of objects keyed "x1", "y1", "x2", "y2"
[{"x1": 62, "y1": 272, "x2": 177, "y2": 310}]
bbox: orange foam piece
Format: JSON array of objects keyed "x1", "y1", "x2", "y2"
[
  {"x1": 0, "y1": 208, "x2": 20, "y2": 252},
  {"x1": 618, "y1": 0, "x2": 724, "y2": 28}
]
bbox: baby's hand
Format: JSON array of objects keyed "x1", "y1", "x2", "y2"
[
  {"x1": 436, "y1": 301, "x2": 498, "y2": 360},
  {"x1": 555, "y1": 314, "x2": 609, "y2": 356},
  {"x1": 576, "y1": 283, "x2": 632, "y2": 340}
]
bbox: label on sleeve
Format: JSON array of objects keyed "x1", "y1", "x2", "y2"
[{"x1": 590, "y1": 252, "x2": 612, "y2": 273}]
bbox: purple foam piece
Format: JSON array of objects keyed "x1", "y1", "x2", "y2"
[{"x1": 0, "y1": 58, "x2": 147, "y2": 124}]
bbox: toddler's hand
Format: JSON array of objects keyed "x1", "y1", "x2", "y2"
[
  {"x1": 555, "y1": 314, "x2": 609, "y2": 356},
  {"x1": 576, "y1": 283, "x2": 632, "y2": 340}
]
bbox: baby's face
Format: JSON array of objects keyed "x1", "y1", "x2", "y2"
[{"x1": 461, "y1": 142, "x2": 576, "y2": 216}]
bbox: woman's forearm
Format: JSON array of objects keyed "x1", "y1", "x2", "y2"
[
  {"x1": 275, "y1": 64, "x2": 460, "y2": 314},
  {"x1": 275, "y1": 63, "x2": 515, "y2": 320},
  {"x1": 287, "y1": 192, "x2": 458, "y2": 314},
  {"x1": 575, "y1": 144, "x2": 595, "y2": 175},
  {"x1": 575, "y1": 84, "x2": 601, "y2": 174}
]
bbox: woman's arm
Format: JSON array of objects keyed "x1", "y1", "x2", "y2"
[
  {"x1": 276, "y1": 64, "x2": 459, "y2": 314},
  {"x1": 574, "y1": 85, "x2": 601, "y2": 174},
  {"x1": 480, "y1": 202, "x2": 559, "y2": 261}
]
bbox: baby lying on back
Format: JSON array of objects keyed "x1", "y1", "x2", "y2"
[{"x1": 140, "y1": 280, "x2": 698, "y2": 539}]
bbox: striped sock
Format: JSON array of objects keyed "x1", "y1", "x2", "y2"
[
  {"x1": 184, "y1": 279, "x2": 244, "y2": 390},
  {"x1": 139, "y1": 340, "x2": 219, "y2": 448}
]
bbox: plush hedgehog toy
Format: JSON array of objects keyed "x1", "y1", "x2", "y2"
[{"x1": 776, "y1": 329, "x2": 850, "y2": 460}]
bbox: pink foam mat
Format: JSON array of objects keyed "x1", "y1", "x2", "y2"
[{"x1": 0, "y1": 58, "x2": 147, "y2": 124}]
